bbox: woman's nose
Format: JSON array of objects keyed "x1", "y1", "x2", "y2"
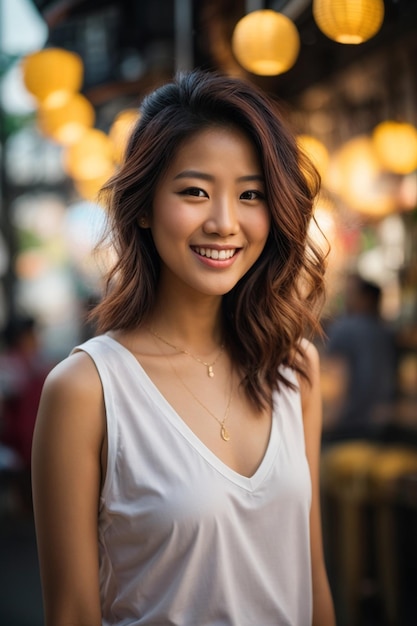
[{"x1": 203, "y1": 196, "x2": 240, "y2": 236}]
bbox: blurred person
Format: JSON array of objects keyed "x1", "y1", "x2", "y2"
[
  {"x1": 0, "y1": 314, "x2": 50, "y2": 511},
  {"x1": 32, "y1": 70, "x2": 335, "y2": 626},
  {"x1": 321, "y1": 273, "x2": 397, "y2": 441}
]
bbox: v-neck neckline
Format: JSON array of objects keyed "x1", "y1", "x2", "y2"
[{"x1": 102, "y1": 334, "x2": 282, "y2": 492}]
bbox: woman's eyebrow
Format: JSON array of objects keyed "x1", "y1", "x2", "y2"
[
  {"x1": 174, "y1": 170, "x2": 264, "y2": 183},
  {"x1": 237, "y1": 174, "x2": 264, "y2": 183},
  {"x1": 174, "y1": 170, "x2": 213, "y2": 181}
]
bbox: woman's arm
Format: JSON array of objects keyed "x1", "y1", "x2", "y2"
[
  {"x1": 32, "y1": 351, "x2": 106, "y2": 626},
  {"x1": 299, "y1": 340, "x2": 336, "y2": 626}
]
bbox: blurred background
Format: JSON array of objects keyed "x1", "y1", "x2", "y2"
[{"x1": 0, "y1": 1, "x2": 417, "y2": 624}]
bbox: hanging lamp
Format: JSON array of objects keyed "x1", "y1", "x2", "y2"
[
  {"x1": 37, "y1": 93, "x2": 95, "y2": 145},
  {"x1": 22, "y1": 47, "x2": 83, "y2": 106},
  {"x1": 109, "y1": 109, "x2": 141, "y2": 163},
  {"x1": 73, "y1": 174, "x2": 113, "y2": 201},
  {"x1": 372, "y1": 121, "x2": 417, "y2": 175},
  {"x1": 232, "y1": 10, "x2": 300, "y2": 76},
  {"x1": 329, "y1": 135, "x2": 394, "y2": 217},
  {"x1": 297, "y1": 134, "x2": 330, "y2": 178},
  {"x1": 64, "y1": 129, "x2": 115, "y2": 181},
  {"x1": 312, "y1": 0, "x2": 384, "y2": 44}
]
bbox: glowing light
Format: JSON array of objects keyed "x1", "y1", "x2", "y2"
[
  {"x1": 312, "y1": 0, "x2": 384, "y2": 44},
  {"x1": 22, "y1": 48, "x2": 83, "y2": 105},
  {"x1": 64, "y1": 129, "x2": 115, "y2": 181},
  {"x1": 297, "y1": 134, "x2": 330, "y2": 178},
  {"x1": 327, "y1": 136, "x2": 395, "y2": 217},
  {"x1": 372, "y1": 121, "x2": 417, "y2": 175},
  {"x1": 37, "y1": 93, "x2": 95, "y2": 145},
  {"x1": 109, "y1": 109, "x2": 140, "y2": 163},
  {"x1": 232, "y1": 10, "x2": 300, "y2": 76}
]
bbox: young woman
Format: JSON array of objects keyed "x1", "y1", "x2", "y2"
[{"x1": 32, "y1": 70, "x2": 335, "y2": 626}]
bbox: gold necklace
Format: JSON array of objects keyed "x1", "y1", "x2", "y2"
[
  {"x1": 150, "y1": 328, "x2": 224, "y2": 378},
  {"x1": 150, "y1": 331, "x2": 233, "y2": 441},
  {"x1": 173, "y1": 366, "x2": 233, "y2": 442}
]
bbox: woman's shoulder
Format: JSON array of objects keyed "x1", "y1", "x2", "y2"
[
  {"x1": 33, "y1": 348, "x2": 106, "y2": 468},
  {"x1": 45, "y1": 333, "x2": 118, "y2": 394},
  {"x1": 41, "y1": 348, "x2": 103, "y2": 410}
]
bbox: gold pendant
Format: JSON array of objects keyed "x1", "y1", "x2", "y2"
[
  {"x1": 221, "y1": 424, "x2": 230, "y2": 442},
  {"x1": 208, "y1": 365, "x2": 214, "y2": 378}
]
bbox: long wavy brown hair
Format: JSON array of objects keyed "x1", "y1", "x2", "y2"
[{"x1": 93, "y1": 70, "x2": 327, "y2": 410}]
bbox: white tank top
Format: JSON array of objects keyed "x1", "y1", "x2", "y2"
[{"x1": 75, "y1": 334, "x2": 312, "y2": 626}]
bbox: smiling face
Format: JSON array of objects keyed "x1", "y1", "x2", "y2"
[{"x1": 148, "y1": 125, "x2": 271, "y2": 301}]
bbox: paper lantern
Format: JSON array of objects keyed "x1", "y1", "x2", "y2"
[
  {"x1": 312, "y1": 0, "x2": 384, "y2": 44},
  {"x1": 232, "y1": 10, "x2": 300, "y2": 76},
  {"x1": 37, "y1": 93, "x2": 95, "y2": 145},
  {"x1": 22, "y1": 47, "x2": 83, "y2": 106},
  {"x1": 328, "y1": 136, "x2": 394, "y2": 217},
  {"x1": 372, "y1": 121, "x2": 417, "y2": 175},
  {"x1": 64, "y1": 129, "x2": 115, "y2": 181},
  {"x1": 73, "y1": 173, "x2": 114, "y2": 202},
  {"x1": 297, "y1": 134, "x2": 330, "y2": 177},
  {"x1": 109, "y1": 109, "x2": 140, "y2": 163}
]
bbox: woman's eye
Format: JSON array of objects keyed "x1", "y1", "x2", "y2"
[
  {"x1": 240, "y1": 190, "x2": 264, "y2": 201},
  {"x1": 180, "y1": 187, "x2": 207, "y2": 197}
]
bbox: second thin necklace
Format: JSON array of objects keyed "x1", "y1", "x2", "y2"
[
  {"x1": 150, "y1": 329, "x2": 233, "y2": 441},
  {"x1": 170, "y1": 364, "x2": 233, "y2": 442}
]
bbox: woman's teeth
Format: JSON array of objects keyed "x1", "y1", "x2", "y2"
[{"x1": 194, "y1": 247, "x2": 236, "y2": 260}]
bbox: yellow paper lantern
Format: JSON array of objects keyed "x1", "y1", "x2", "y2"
[
  {"x1": 37, "y1": 93, "x2": 95, "y2": 145},
  {"x1": 64, "y1": 129, "x2": 115, "y2": 181},
  {"x1": 74, "y1": 173, "x2": 114, "y2": 201},
  {"x1": 109, "y1": 109, "x2": 141, "y2": 163},
  {"x1": 328, "y1": 136, "x2": 394, "y2": 217},
  {"x1": 22, "y1": 47, "x2": 84, "y2": 106},
  {"x1": 372, "y1": 121, "x2": 417, "y2": 175},
  {"x1": 232, "y1": 10, "x2": 300, "y2": 76},
  {"x1": 297, "y1": 134, "x2": 330, "y2": 178},
  {"x1": 312, "y1": 0, "x2": 384, "y2": 44}
]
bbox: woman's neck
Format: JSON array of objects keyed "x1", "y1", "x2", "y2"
[{"x1": 149, "y1": 295, "x2": 224, "y2": 351}]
